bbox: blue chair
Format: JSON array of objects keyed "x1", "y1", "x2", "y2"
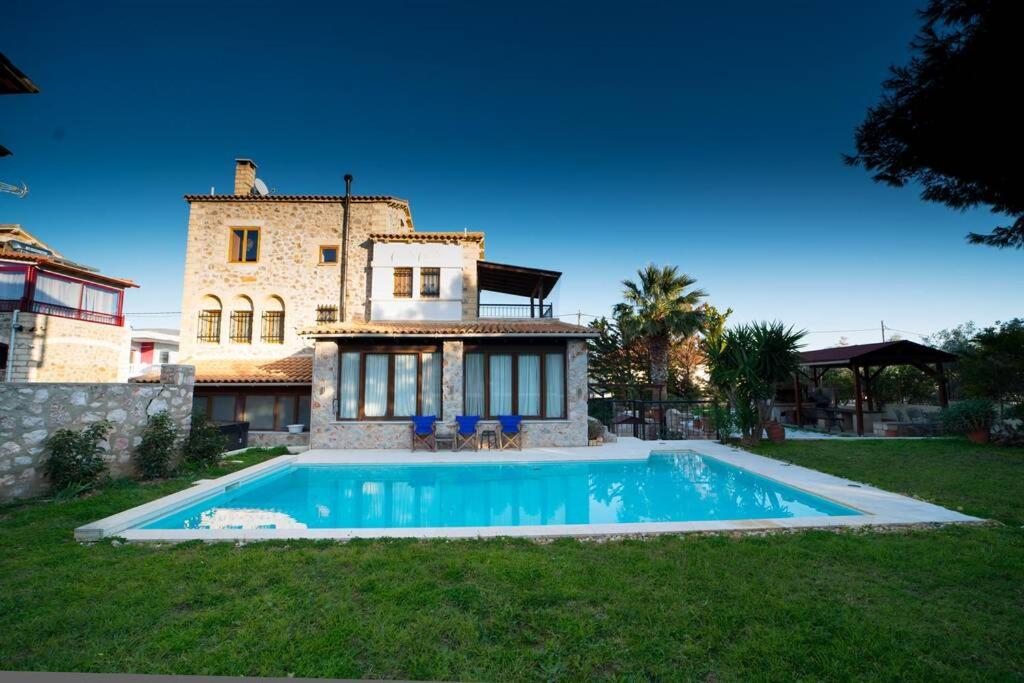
[
  {"x1": 498, "y1": 415, "x2": 523, "y2": 450},
  {"x1": 454, "y1": 415, "x2": 480, "y2": 451},
  {"x1": 411, "y1": 416, "x2": 437, "y2": 452}
]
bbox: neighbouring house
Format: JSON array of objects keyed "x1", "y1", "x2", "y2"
[
  {"x1": 138, "y1": 159, "x2": 595, "y2": 448},
  {"x1": 129, "y1": 328, "x2": 180, "y2": 377},
  {"x1": 0, "y1": 225, "x2": 136, "y2": 382}
]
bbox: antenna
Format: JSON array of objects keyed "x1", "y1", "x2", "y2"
[
  {"x1": 253, "y1": 178, "x2": 270, "y2": 196},
  {"x1": 0, "y1": 179, "x2": 29, "y2": 198}
]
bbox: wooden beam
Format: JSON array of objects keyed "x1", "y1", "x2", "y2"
[
  {"x1": 794, "y1": 373, "x2": 802, "y2": 426},
  {"x1": 937, "y1": 362, "x2": 949, "y2": 407}
]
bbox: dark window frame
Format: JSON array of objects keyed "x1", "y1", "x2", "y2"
[
  {"x1": 229, "y1": 310, "x2": 253, "y2": 343},
  {"x1": 335, "y1": 342, "x2": 442, "y2": 421},
  {"x1": 193, "y1": 388, "x2": 311, "y2": 432},
  {"x1": 197, "y1": 310, "x2": 221, "y2": 343},
  {"x1": 463, "y1": 342, "x2": 568, "y2": 420},
  {"x1": 261, "y1": 311, "x2": 285, "y2": 343}
]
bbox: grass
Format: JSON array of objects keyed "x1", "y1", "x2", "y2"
[{"x1": 1, "y1": 441, "x2": 1023, "y2": 680}]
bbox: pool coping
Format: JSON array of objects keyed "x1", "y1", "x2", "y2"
[{"x1": 75, "y1": 438, "x2": 982, "y2": 542}]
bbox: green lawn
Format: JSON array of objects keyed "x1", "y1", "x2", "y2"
[{"x1": 2, "y1": 441, "x2": 1023, "y2": 680}]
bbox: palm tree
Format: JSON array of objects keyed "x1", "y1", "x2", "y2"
[{"x1": 614, "y1": 264, "x2": 707, "y2": 400}]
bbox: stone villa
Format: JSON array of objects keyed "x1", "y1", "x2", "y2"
[
  {"x1": 141, "y1": 159, "x2": 595, "y2": 448},
  {"x1": 0, "y1": 225, "x2": 136, "y2": 382}
]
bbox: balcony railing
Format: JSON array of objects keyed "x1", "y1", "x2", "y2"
[
  {"x1": 0, "y1": 299, "x2": 123, "y2": 326},
  {"x1": 477, "y1": 303, "x2": 553, "y2": 319}
]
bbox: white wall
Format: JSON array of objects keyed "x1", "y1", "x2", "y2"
[{"x1": 370, "y1": 242, "x2": 464, "y2": 321}]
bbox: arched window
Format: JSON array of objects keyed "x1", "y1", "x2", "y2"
[
  {"x1": 197, "y1": 295, "x2": 222, "y2": 343},
  {"x1": 261, "y1": 296, "x2": 285, "y2": 344},
  {"x1": 229, "y1": 295, "x2": 254, "y2": 343}
]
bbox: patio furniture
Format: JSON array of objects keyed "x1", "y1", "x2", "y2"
[
  {"x1": 411, "y1": 416, "x2": 437, "y2": 452},
  {"x1": 455, "y1": 416, "x2": 480, "y2": 451},
  {"x1": 498, "y1": 415, "x2": 523, "y2": 450},
  {"x1": 480, "y1": 428, "x2": 498, "y2": 450},
  {"x1": 435, "y1": 432, "x2": 455, "y2": 451}
]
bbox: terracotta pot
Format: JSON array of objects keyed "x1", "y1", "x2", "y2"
[
  {"x1": 966, "y1": 429, "x2": 989, "y2": 444},
  {"x1": 765, "y1": 420, "x2": 786, "y2": 444},
  {"x1": 740, "y1": 434, "x2": 762, "y2": 448}
]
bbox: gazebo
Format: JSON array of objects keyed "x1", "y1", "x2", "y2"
[{"x1": 796, "y1": 340, "x2": 958, "y2": 435}]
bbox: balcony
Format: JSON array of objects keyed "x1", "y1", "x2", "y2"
[
  {"x1": 1, "y1": 299, "x2": 124, "y2": 326},
  {"x1": 477, "y1": 303, "x2": 553, "y2": 319}
]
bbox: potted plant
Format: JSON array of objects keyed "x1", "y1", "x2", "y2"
[{"x1": 940, "y1": 399, "x2": 994, "y2": 444}]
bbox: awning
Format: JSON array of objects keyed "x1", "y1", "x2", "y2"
[
  {"x1": 799, "y1": 340, "x2": 957, "y2": 368},
  {"x1": 477, "y1": 260, "x2": 560, "y2": 299},
  {"x1": 301, "y1": 319, "x2": 596, "y2": 338}
]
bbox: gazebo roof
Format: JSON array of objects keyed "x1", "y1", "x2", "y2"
[{"x1": 799, "y1": 340, "x2": 957, "y2": 368}]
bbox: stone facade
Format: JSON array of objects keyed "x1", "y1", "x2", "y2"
[
  {"x1": 0, "y1": 311, "x2": 132, "y2": 383},
  {"x1": 310, "y1": 339, "x2": 588, "y2": 449},
  {"x1": 0, "y1": 364, "x2": 195, "y2": 501}
]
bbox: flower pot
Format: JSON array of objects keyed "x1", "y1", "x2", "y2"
[
  {"x1": 740, "y1": 434, "x2": 761, "y2": 448},
  {"x1": 286, "y1": 424, "x2": 305, "y2": 434},
  {"x1": 765, "y1": 420, "x2": 785, "y2": 444},
  {"x1": 966, "y1": 429, "x2": 989, "y2": 444}
]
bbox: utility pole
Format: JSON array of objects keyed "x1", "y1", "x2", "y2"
[
  {"x1": 577, "y1": 309, "x2": 582, "y2": 326},
  {"x1": 881, "y1": 320, "x2": 886, "y2": 343}
]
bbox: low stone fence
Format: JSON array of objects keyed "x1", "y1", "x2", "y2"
[{"x1": 0, "y1": 365, "x2": 195, "y2": 502}]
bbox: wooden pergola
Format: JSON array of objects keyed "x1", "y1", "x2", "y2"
[{"x1": 795, "y1": 340, "x2": 958, "y2": 436}]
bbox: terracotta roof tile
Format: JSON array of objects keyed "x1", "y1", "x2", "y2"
[
  {"x1": 369, "y1": 231, "x2": 485, "y2": 242},
  {"x1": 132, "y1": 356, "x2": 312, "y2": 384},
  {"x1": 0, "y1": 250, "x2": 138, "y2": 288},
  {"x1": 184, "y1": 194, "x2": 405, "y2": 203},
  {"x1": 301, "y1": 319, "x2": 597, "y2": 338}
]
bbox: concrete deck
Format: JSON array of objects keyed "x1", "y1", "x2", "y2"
[{"x1": 75, "y1": 438, "x2": 981, "y2": 542}]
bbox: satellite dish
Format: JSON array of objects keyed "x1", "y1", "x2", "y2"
[{"x1": 253, "y1": 178, "x2": 269, "y2": 196}]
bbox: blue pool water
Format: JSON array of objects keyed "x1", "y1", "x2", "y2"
[{"x1": 141, "y1": 453, "x2": 859, "y2": 530}]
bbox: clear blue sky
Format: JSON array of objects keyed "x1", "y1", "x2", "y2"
[{"x1": 3, "y1": 0, "x2": 1020, "y2": 345}]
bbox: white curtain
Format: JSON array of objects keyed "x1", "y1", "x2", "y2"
[
  {"x1": 518, "y1": 355, "x2": 540, "y2": 415},
  {"x1": 489, "y1": 354, "x2": 513, "y2": 416},
  {"x1": 421, "y1": 352, "x2": 441, "y2": 417},
  {"x1": 339, "y1": 352, "x2": 361, "y2": 418},
  {"x1": 363, "y1": 354, "x2": 389, "y2": 417},
  {"x1": 0, "y1": 270, "x2": 25, "y2": 300},
  {"x1": 545, "y1": 353, "x2": 565, "y2": 418},
  {"x1": 34, "y1": 274, "x2": 82, "y2": 308},
  {"x1": 393, "y1": 354, "x2": 418, "y2": 416},
  {"x1": 82, "y1": 286, "x2": 118, "y2": 314},
  {"x1": 465, "y1": 353, "x2": 485, "y2": 416}
]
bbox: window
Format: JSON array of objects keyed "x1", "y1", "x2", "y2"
[
  {"x1": 0, "y1": 268, "x2": 27, "y2": 301},
  {"x1": 244, "y1": 395, "x2": 276, "y2": 430},
  {"x1": 230, "y1": 311, "x2": 253, "y2": 343},
  {"x1": 393, "y1": 267, "x2": 412, "y2": 298},
  {"x1": 192, "y1": 394, "x2": 237, "y2": 423},
  {"x1": 229, "y1": 228, "x2": 260, "y2": 263},
  {"x1": 464, "y1": 347, "x2": 566, "y2": 419},
  {"x1": 261, "y1": 311, "x2": 285, "y2": 343},
  {"x1": 197, "y1": 310, "x2": 221, "y2": 343},
  {"x1": 337, "y1": 348, "x2": 442, "y2": 420},
  {"x1": 420, "y1": 267, "x2": 440, "y2": 298},
  {"x1": 159, "y1": 350, "x2": 170, "y2": 364},
  {"x1": 319, "y1": 245, "x2": 339, "y2": 264},
  {"x1": 316, "y1": 305, "x2": 338, "y2": 323}
]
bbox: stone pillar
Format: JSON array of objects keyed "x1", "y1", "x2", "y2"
[
  {"x1": 442, "y1": 341, "x2": 463, "y2": 425},
  {"x1": 159, "y1": 364, "x2": 195, "y2": 388},
  {"x1": 311, "y1": 341, "x2": 339, "y2": 447},
  {"x1": 567, "y1": 339, "x2": 589, "y2": 445}
]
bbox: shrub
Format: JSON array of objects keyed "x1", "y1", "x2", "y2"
[
  {"x1": 587, "y1": 418, "x2": 604, "y2": 440},
  {"x1": 991, "y1": 421, "x2": 1024, "y2": 447},
  {"x1": 940, "y1": 399, "x2": 995, "y2": 434},
  {"x1": 134, "y1": 411, "x2": 179, "y2": 479},
  {"x1": 42, "y1": 420, "x2": 113, "y2": 495},
  {"x1": 183, "y1": 412, "x2": 228, "y2": 468}
]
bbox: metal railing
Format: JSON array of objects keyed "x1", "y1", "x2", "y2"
[
  {"x1": 477, "y1": 303, "x2": 553, "y2": 319},
  {"x1": 1, "y1": 298, "x2": 123, "y2": 326},
  {"x1": 590, "y1": 399, "x2": 722, "y2": 440}
]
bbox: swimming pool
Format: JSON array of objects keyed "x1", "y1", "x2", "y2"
[{"x1": 139, "y1": 452, "x2": 860, "y2": 531}]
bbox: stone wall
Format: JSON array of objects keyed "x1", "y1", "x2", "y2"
[
  {"x1": 0, "y1": 364, "x2": 195, "y2": 501},
  {"x1": 179, "y1": 197, "x2": 410, "y2": 361},
  {"x1": 0, "y1": 311, "x2": 132, "y2": 383},
  {"x1": 309, "y1": 339, "x2": 589, "y2": 449}
]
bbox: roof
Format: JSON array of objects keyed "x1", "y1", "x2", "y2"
[
  {"x1": 0, "y1": 249, "x2": 138, "y2": 289},
  {"x1": 800, "y1": 340, "x2": 957, "y2": 367},
  {"x1": 0, "y1": 53, "x2": 39, "y2": 95},
  {"x1": 184, "y1": 194, "x2": 406, "y2": 204},
  {"x1": 477, "y1": 260, "x2": 561, "y2": 298},
  {"x1": 301, "y1": 319, "x2": 596, "y2": 338},
  {"x1": 370, "y1": 231, "x2": 485, "y2": 243},
  {"x1": 131, "y1": 329, "x2": 180, "y2": 344},
  {"x1": 132, "y1": 356, "x2": 313, "y2": 384}
]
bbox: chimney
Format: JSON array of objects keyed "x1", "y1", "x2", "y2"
[{"x1": 234, "y1": 159, "x2": 257, "y2": 195}]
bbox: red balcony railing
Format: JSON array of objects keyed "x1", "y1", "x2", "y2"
[{"x1": 1, "y1": 298, "x2": 124, "y2": 326}]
